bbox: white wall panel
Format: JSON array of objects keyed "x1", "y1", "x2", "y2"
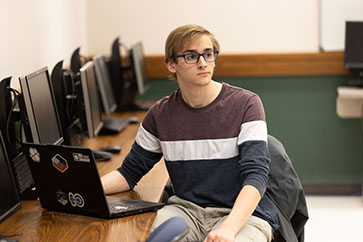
[
  {"x1": 86, "y1": 0, "x2": 319, "y2": 55},
  {"x1": 0, "y1": 0, "x2": 87, "y2": 89},
  {"x1": 320, "y1": 0, "x2": 363, "y2": 51}
]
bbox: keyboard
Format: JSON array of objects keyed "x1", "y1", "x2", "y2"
[
  {"x1": 100, "y1": 118, "x2": 129, "y2": 135},
  {"x1": 12, "y1": 152, "x2": 34, "y2": 193}
]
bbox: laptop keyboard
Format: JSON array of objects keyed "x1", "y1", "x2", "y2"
[
  {"x1": 107, "y1": 197, "x2": 139, "y2": 213},
  {"x1": 105, "y1": 196, "x2": 163, "y2": 217},
  {"x1": 110, "y1": 204, "x2": 130, "y2": 213}
]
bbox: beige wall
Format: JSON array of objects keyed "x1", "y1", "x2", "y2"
[
  {"x1": 1, "y1": 0, "x2": 321, "y2": 89},
  {"x1": 0, "y1": 0, "x2": 87, "y2": 89},
  {"x1": 86, "y1": 0, "x2": 319, "y2": 56},
  {"x1": 320, "y1": 0, "x2": 363, "y2": 51}
]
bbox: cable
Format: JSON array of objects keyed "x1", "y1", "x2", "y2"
[
  {"x1": 18, "y1": 119, "x2": 25, "y2": 146},
  {"x1": 6, "y1": 88, "x2": 21, "y2": 147}
]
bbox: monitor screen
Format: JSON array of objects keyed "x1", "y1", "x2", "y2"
[
  {"x1": 344, "y1": 21, "x2": 363, "y2": 68},
  {"x1": 80, "y1": 61, "x2": 103, "y2": 139},
  {"x1": 94, "y1": 55, "x2": 118, "y2": 115},
  {"x1": 0, "y1": 131, "x2": 21, "y2": 224},
  {"x1": 19, "y1": 67, "x2": 64, "y2": 145},
  {"x1": 130, "y1": 42, "x2": 150, "y2": 95}
]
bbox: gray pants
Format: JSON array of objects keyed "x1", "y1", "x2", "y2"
[{"x1": 151, "y1": 196, "x2": 273, "y2": 242}]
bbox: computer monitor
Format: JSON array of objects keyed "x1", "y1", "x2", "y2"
[
  {"x1": 94, "y1": 54, "x2": 118, "y2": 115},
  {"x1": 344, "y1": 21, "x2": 363, "y2": 87},
  {"x1": 129, "y1": 41, "x2": 150, "y2": 95},
  {"x1": 80, "y1": 61, "x2": 104, "y2": 139},
  {"x1": 0, "y1": 77, "x2": 36, "y2": 199},
  {"x1": 18, "y1": 67, "x2": 64, "y2": 145},
  {"x1": 51, "y1": 61, "x2": 68, "y2": 129},
  {"x1": 107, "y1": 37, "x2": 146, "y2": 111},
  {"x1": 0, "y1": 130, "x2": 21, "y2": 224},
  {"x1": 70, "y1": 47, "x2": 88, "y2": 78},
  {"x1": 50, "y1": 61, "x2": 84, "y2": 147},
  {"x1": 107, "y1": 37, "x2": 125, "y2": 108},
  {"x1": 0, "y1": 77, "x2": 18, "y2": 159}
]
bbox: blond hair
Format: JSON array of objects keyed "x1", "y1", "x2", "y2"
[{"x1": 164, "y1": 24, "x2": 220, "y2": 81}]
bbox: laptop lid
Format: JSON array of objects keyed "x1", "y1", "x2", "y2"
[
  {"x1": 23, "y1": 143, "x2": 111, "y2": 218},
  {"x1": 22, "y1": 143, "x2": 163, "y2": 218}
]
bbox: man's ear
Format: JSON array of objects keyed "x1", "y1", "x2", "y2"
[{"x1": 166, "y1": 61, "x2": 176, "y2": 73}]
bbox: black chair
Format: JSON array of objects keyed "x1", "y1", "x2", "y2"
[
  {"x1": 265, "y1": 135, "x2": 308, "y2": 242},
  {"x1": 162, "y1": 135, "x2": 309, "y2": 242}
]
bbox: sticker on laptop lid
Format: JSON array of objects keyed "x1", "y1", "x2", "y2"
[
  {"x1": 68, "y1": 192, "x2": 84, "y2": 208},
  {"x1": 56, "y1": 190, "x2": 68, "y2": 206},
  {"x1": 28, "y1": 147, "x2": 41, "y2": 163},
  {"x1": 52, "y1": 154, "x2": 69, "y2": 173},
  {"x1": 72, "y1": 153, "x2": 90, "y2": 162}
]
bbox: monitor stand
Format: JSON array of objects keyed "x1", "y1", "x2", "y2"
[
  {"x1": 63, "y1": 119, "x2": 84, "y2": 147},
  {"x1": 117, "y1": 83, "x2": 151, "y2": 112}
]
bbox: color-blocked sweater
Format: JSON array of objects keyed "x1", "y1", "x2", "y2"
[{"x1": 118, "y1": 82, "x2": 279, "y2": 230}]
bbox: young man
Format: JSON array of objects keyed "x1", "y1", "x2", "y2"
[{"x1": 101, "y1": 24, "x2": 279, "y2": 242}]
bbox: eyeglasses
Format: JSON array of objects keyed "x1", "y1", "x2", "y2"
[{"x1": 175, "y1": 50, "x2": 219, "y2": 64}]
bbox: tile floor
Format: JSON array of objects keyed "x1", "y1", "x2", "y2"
[{"x1": 304, "y1": 195, "x2": 363, "y2": 242}]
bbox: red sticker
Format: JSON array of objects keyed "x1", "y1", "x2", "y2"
[{"x1": 52, "y1": 154, "x2": 68, "y2": 173}]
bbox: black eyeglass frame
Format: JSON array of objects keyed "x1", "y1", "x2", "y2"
[{"x1": 175, "y1": 50, "x2": 219, "y2": 64}]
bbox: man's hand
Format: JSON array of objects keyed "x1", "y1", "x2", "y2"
[
  {"x1": 203, "y1": 228, "x2": 235, "y2": 242},
  {"x1": 203, "y1": 185, "x2": 262, "y2": 242}
]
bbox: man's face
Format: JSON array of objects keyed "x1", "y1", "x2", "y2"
[{"x1": 167, "y1": 34, "x2": 216, "y2": 88}]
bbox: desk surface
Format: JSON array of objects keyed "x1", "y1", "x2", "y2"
[{"x1": 0, "y1": 111, "x2": 169, "y2": 242}]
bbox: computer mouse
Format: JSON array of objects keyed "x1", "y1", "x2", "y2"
[
  {"x1": 99, "y1": 145, "x2": 121, "y2": 154},
  {"x1": 127, "y1": 116, "x2": 139, "y2": 124}
]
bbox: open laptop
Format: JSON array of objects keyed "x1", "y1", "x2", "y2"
[{"x1": 22, "y1": 143, "x2": 164, "y2": 218}]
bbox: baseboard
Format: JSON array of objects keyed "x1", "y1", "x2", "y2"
[{"x1": 302, "y1": 182, "x2": 362, "y2": 196}]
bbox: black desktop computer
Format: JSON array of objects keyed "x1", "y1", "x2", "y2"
[
  {"x1": 0, "y1": 77, "x2": 36, "y2": 200},
  {"x1": 106, "y1": 38, "x2": 150, "y2": 112},
  {"x1": 344, "y1": 21, "x2": 363, "y2": 87},
  {"x1": 51, "y1": 60, "x2": 84, "y2": 147}
]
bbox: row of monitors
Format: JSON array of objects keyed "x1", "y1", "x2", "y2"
[
  {"x1": 20, "y1": 41, "x2": 148, "y2": 145},
  {"x1": 0, "y1": 39, "x2": 149, "y2": 225}
]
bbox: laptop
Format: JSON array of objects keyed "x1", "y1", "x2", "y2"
[{"x1": 22, "y1": 143, "x2": 164, "y2": 218}]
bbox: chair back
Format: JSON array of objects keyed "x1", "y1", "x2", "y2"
[{"x1": 266, "y1": 135, "x2": 309, "y2": 242}]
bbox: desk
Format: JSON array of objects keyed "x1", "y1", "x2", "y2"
[{"x1": 0, "y1": 111, "x2": 169, "y2": 242}]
